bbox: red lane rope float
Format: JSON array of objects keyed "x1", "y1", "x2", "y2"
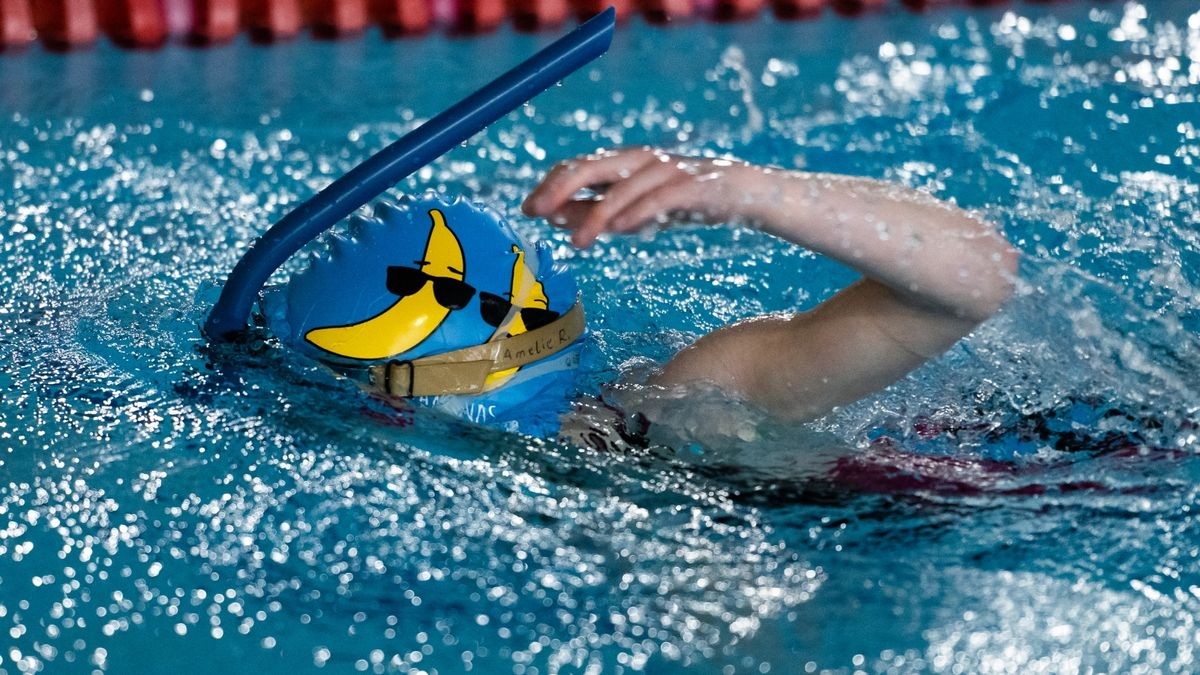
[
  {"x1": 371, "y1": 0, "x2": 430, "y2": 35},
  {"x1": 772, "y1": 0, "x2": 824, "y2": 19},
  {"x1": 713, "y1": 0, "x2": 766, "y2": 21},
  {"x1": 641, "y1": 0, "x2": 693, "y2": 24},
  {"x1": 243, "y1": 0, "x2": 304, "y2": 41},
  {"x1": 831, "y1": 0, "x2": 888, "y2": 16},
  {"x1": 13, "y1": 0, "x2": 1050, "y2": 51},
  {"x1": 33, "y1": 0, "x2": 99, "y2": 50},
  {"x1": 572, "y1": 0, "x2": 633, "y2": 22},
  {"x1": 188, "y1": 0, "x2": 241, "y2": 43},
  {"x1": 162, "y1": 0, "x2": 193, "y2": 36},
  {"x1": 433, "y1": 0, "x2": 508, "y2": 34},
  {"x1": 902, "y1": 0, "x2": 959, "y2": 11},
  {"x1": 512, "y1": 0, "x2": 570, "y2": 32},
  {"x1": 0, "y1": 0, "x2": 35, "y2": 50},
  {"x1": 98, "y1": 0, "x2": 168, "y2": 48},
  {"x1": 305, "y1": 0, "x2": 369, "y2": 36}
]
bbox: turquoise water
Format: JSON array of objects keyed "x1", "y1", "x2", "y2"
[{"x1": 2, "y1": 2, "x2": 1200, "y2": 673}]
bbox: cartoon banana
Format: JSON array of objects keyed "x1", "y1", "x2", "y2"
[
  {"x1": 483, "y1": 245, "x2": 550, "y2": 390},
  {"x1": 305, "y1": 209, "x2": 465, "y2": 360}
]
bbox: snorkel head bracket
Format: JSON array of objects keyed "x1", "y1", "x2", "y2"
[{"x1": 202, "y1": 8, "x2": 615, "y2": 342}]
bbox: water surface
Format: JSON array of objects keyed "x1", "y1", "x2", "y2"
[{"x1": 1, "y1": 2, "x2": 1199, "y2": 673}]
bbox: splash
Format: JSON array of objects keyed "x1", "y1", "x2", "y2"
[{"x1": 1, "y1": 3, "x2": 1199, "y2": 673}]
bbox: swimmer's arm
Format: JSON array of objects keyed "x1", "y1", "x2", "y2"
[
  {"x1": 654, "y1": 279, "x2": 977, "y2": 420},
  {"x1": 524, "y1": 148, "x2": 1018, "y2": 420}
]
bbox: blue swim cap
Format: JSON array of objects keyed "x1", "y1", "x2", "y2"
[{"x1": 263, "y1": 193, "x2": 584, "y2": 434}]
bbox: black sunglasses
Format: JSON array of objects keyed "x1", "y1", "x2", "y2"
[
  {"x1": 479, "y1": 292, "x2": 562, "y2": 331},
  {"x1": 386, "y1": 266, "x2": 476, "y2": 310}
]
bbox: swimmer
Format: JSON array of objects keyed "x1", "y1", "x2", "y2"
[
  {"x1": 522, "y1": 147, "x2": 1019, "y2": 429},
  {"x1": 262, "y1": 149, "x2": 1017, "y2": 450}
]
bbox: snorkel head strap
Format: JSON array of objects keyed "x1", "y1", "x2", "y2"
[{"x1": 362, "y1": 303, "x2": 585, "y2": 398}]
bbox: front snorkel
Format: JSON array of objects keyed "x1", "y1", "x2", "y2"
[{"x1": 203, "y1": 8, "x2": 616, "y2": 342}]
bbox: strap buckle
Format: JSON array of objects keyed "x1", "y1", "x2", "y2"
[
  {"x1": 382, "y1": 360, "x2": 415, "y2": 398},
  {"x1": 354, "y1": 302, "x2": 586, "y2": 399}
]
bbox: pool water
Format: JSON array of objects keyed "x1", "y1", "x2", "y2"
[{"x1": 2, "y1": 2, "x2": 1200, "y2": 673}]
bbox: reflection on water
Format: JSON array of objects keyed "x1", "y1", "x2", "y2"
[{"x1": 1, "y1": 2, "x2": 1199, "y2": 673}]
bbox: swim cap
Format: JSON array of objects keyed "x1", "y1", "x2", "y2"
[{"x1": 263, "y1": 193, "x2": 585, "y2": 434}]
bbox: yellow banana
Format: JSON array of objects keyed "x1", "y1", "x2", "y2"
[
  {"x1": 305, "y1": 209, "x2": 465, "y2": 360},
  {"x1": 484, "y1": 245, "x2": 550, "y2": 390}
]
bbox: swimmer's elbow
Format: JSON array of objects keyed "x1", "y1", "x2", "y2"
[{"x1": 970, "y1": 242, "x2": 1020, "y2": 322}]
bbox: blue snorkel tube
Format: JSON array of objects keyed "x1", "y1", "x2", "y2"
[{"x1": 204, "y1": 8, "x2": 616, "y2": 341}]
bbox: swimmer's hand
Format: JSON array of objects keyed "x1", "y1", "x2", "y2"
[
  {"x1": 525, "y1": 147, "x2": 1019, "y2": 422},
  {"x1": 522, "y1": 147, "x2": 761, "y2": 248}
]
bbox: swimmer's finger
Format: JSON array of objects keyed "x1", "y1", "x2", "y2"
[
  {"x1": 525, "y1": 149, "x2": 653, "y2": 215},
  {"x1": 572, "y1": 183, "x2": 691, "y2": 248},
  {"x1": 523, "y1": 148, "x2": 658, "y2": 216},
  {"x1": 573, "y1": 159, "x2": 682, "y2": 247},
  {"x1": 544, "y1": 200, "x2": 595, "y2": 231}
]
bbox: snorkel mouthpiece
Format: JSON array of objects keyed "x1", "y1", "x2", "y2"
[{"x1": 204, "y1": 7, "x2": 615, "y2": 341}]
